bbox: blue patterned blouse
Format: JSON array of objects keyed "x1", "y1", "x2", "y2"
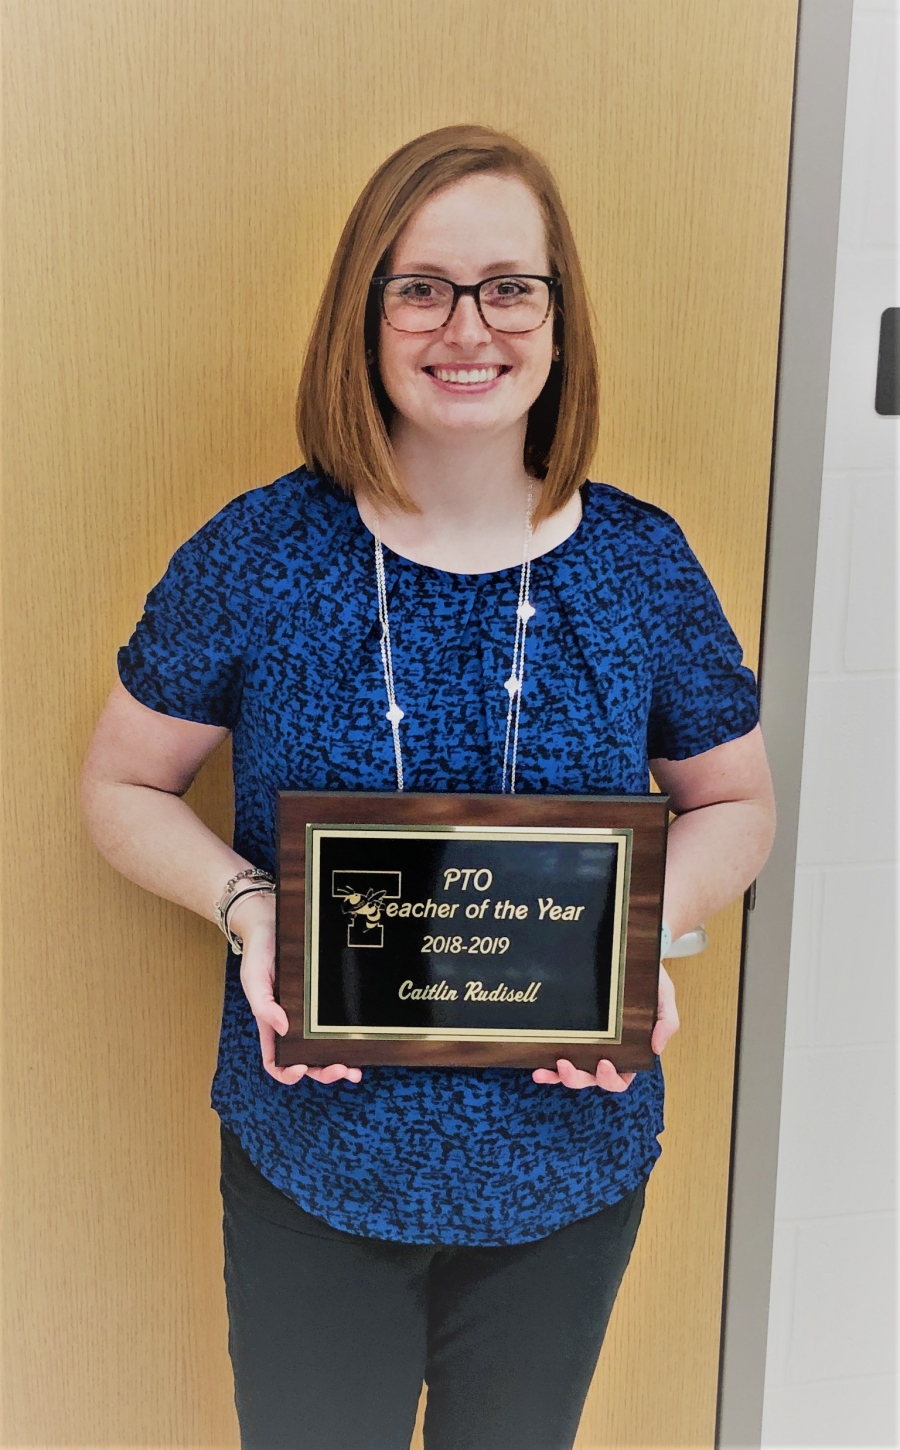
[{"x1": 118, "y1": 466, "x2": 758, "y2": 1246}]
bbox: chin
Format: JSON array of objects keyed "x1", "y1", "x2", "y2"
[
  {"x1": 426, "y1": 394, "x2": 534, "y2": 426},
  {"x1": 429, "y1": 410, "x2": 518, "y2": 437}
]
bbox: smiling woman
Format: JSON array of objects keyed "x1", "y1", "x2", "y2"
[
  {"x1": 82, "y1": 124, "x2": 775, "y2": 1449},
  {"x1": 358, "y1": 172, "x2": 582, "y2": 573},
  {"x1": 296, "y1": 128, "x2": 600, "y2": 548}
]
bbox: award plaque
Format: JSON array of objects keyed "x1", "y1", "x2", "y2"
[{"x1": 275, "y1": 792, "x2": 668, "y2": 1071}]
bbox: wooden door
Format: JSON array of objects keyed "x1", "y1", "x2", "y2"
[{"x1": 2, "y1": 2, "x2": 797, "y2": 1444}]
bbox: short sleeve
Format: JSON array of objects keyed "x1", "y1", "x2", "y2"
[
  {"x1": 117, "y1": 516, "x2": 250, "y2": 729},
  {"x1": 646, "y1": 523, "x2": 759, "y2": 761}
]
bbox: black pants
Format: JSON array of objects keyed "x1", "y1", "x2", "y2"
[{"x1": 220, "y1": 1124, "x2": 646, "y2": 1450}]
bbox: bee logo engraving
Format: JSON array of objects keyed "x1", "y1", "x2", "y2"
[{"x1": 331, "y1": 871, "x2": 402, "y2": 948}]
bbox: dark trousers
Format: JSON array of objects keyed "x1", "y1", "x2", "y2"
[{"x1": 220, "y1": 1123, "x2": 646, "y2": 1450}]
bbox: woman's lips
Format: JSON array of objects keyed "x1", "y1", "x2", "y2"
[{"x1": 423, "y1": 364, "x2": 511, "y2": 391}]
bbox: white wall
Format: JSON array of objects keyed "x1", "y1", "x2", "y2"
[{"x1": 761, "y1": 1, "x2": 899, "y2": 1445}]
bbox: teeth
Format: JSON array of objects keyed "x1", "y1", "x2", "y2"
[{"x1": 431, "y1": 366, "x2": 503, "y2": 384}]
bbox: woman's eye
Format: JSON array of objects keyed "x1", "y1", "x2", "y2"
[
  {"x1": 398, "y1": 281, "x2": 441, "y2": 303},
  {"x1": 483, "y1": 278, "x2": 530, "y2": 303}
]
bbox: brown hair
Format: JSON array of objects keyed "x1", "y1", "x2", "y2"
[{"x1": 296, "y1": 124, "x2": 599, "y2": 525}]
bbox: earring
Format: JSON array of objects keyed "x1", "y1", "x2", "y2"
[
  {"x1": 552, "y1": 345, "x2": 561, "y2": 361},
  {"x1": 365, "y1": 348, "x2": 375, "y2": 365}
]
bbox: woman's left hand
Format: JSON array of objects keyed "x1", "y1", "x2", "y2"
[{"x1": 532, "y1": 962, "x2": 680, "y2": 1091}]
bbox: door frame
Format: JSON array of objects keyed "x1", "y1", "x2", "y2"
[{"x1": 717, "y1": 1, "x2": 856, "y2": 1444}]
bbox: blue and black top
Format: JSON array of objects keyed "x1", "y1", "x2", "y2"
[{"x1": 118, "y1": 466, "x2": 759, "y2": 1246}]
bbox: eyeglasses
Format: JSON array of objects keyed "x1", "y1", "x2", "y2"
[{"x1": 370, "y1": 273, "x2": 559, "y2": 334}]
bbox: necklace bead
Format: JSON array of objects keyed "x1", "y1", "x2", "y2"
[{"x1": 373, "y1": 485, "x2": 535, "y2": 794}]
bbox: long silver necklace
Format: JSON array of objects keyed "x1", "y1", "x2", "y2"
[{"x1": 373, "y1": 485, "x2": 535, "y2": 794}]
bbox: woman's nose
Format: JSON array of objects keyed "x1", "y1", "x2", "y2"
[{"x1": 442, "y1": 294, "x2": 493, "y2": 348}]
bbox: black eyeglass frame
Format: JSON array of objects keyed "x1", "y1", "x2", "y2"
[{"x1": 370, "y1": 273, "x2": 560, "y2": 334}]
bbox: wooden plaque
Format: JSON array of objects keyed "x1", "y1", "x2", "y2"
[{"x1": 275, "y1": 792, "x2": 668, "y2": 1071}]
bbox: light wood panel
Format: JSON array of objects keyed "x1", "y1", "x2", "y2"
[{"x1": 1, "y1": 0, "x2": 797, "y2": 1443}]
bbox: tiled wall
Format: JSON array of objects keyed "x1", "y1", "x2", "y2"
[{"x1": 761, "y1": 1, "x2": 898, "y2": 1444}]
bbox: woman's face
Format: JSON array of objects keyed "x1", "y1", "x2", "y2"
[{"x1": 376, "y1": 173, "x2": 555, "y2": 445}]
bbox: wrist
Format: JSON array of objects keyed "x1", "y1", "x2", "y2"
[
  {"x1": 214, "y1": 866, "x2": 276, "y2": 953},
  {"x1": 227, "y1": 888, "x2": 275, "y2": 944},
  {"x1": 660, "y1": 907, "x2": 696, "y2": 949}
]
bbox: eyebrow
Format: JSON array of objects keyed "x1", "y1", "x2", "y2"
[{"x1": 391, "y1": 261, "x2": 541, "y2": 277}]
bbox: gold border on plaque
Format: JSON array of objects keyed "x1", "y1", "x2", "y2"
[{"x1": 304, "y1": 823, "x2": 633, "y2": 1044}]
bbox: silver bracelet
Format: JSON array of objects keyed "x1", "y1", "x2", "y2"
[
  {"x1": 214, "y1": 870, "x2": 275, "y2": 954},
  {"x1": 222, "y1": 884, "x2": 275, "y2": 954}
]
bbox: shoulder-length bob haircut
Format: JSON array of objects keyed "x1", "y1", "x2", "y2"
[{"x1": 296, "y1": 124, "x2": 599, "y2": 525}]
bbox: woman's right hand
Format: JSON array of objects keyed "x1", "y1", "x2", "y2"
[{"x1": 230, "y1": 891, "x2": 363, "y2": 1087}]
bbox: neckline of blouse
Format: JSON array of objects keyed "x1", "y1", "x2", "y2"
[{"x1": 346, "y1": 482, "x2": 590, "y2": 584}]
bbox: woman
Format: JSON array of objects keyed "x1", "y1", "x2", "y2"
[{"x1": 82, "y1": 125, "x2": 775, "y2": 1449}]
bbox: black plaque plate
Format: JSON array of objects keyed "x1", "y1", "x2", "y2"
[{"x1": 275, "y1": 793, "x2": 668, "y2": 1071}]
